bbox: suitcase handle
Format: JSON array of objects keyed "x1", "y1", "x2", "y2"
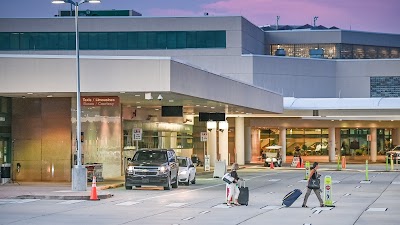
[{"x1": 238, "y1": 179, "x2": 245, "y2": 187}]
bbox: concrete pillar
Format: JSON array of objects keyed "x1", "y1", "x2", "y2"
[
  {"x1": 279, "y1": 127, "x2": 287, "y2": 163},
  {"x1": 219, "y1": 122, "x2": 229, "y2": 166},
  {"x1": 393, "y1": 128, "x2": 400, "y2": 146},
  {"x1": 329, "y1": 127, "x2": 336, "y2": 162},
  {"x1": 245, "y1": 126, "x2": 252, "y2": 164},
  {"x1": 170, "y1": 132, "x2": 177, "y2": 149},
  {"x1": 251, "y1": 129, "x2": 261, "y2": 163},
  {"x1": 235, "y1": 117, "x2": 245, "y2": 165},
  {"x1": 207, "y1": 122, "x2": 217, "y2": 167},
  {"x1": 371, "y1": 128, "x2": 377, "y2": 162}
]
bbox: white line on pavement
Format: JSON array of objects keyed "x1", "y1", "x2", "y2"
[
  {"x1": 57, "y1": 200, "x2": 86, "y2": 204},
  {"x1": 116, "y1": 201, "x2": 140, "y2": 206}
]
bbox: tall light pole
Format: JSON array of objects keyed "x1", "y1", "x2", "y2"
[
  {"x1": 52, "y1": 0, "x2": 101, "y2": 191},
  {"x1": 276, "y1": 16, "x2": 280, "y2": 30},
  {"x1": 313, "y1": 16, "x2": 319, "y2": 27}
]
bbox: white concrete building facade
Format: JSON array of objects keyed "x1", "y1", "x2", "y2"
[{"x1": 0, "y1": 15, "x2": 400, "y2": 181}]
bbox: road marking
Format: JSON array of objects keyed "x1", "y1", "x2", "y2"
[
  {"x1": 355, "y1": 186, "x2": 361, "y2": 188},
  {"x1": 392, "y1": 181, "x2": 400, "y2": 184},
  {"x1": 0, "y1": 199, "x2": 40, "y2": 204},
  {"x1": 344, "y1": 193, "x2": 351, "y2": 196},
  {"x1": 199, "y1": 210, "x2": 210, "y2": 214},
  {"x1": 287, "y1": 185, "x2": 293, "y2": 187},
  {"x1": 298, "y1": 180, "x2": 307, "y2": 183},
  {"x1": 268, "y1": 192, "x2": 275, "y2": 194},
  {"x1": 268, "y1": 179, "x2": 281, "y2": 182},
  {"x1": 182, "y1": 217, "x2": 194, "y2": 221},
  {"x1": 57, "y1": 200, "x2": 86, "y2": 204},
  {"x1": 212, "y1": 204, "x2": 231, "y2": 208},
  {"x1": 261, "y1": 205, "x2": 283, "y2": 210},
  {"x1": 360, "y1": 180, "x2": 372, "y2": 184},
  {"x1": 116, "y1": 201, "x2": 140, "y2": 206},
  {"x1": 313, "y1": 210, "x2": 322, "y2": 214},
  {"x1": 366, "y1": 208, "x2": 387, "y2": 212},
  {"x1": 166, "y1": 203, "x2": 187, "y2": 207},
  {"x1": 312, "y1": 207, "x2": 333, "y2": 214},
  {"x1": 332, "y1": 180, "x2": 341, "y2": 184}
]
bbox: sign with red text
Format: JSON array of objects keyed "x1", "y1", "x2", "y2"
[{"x1": 81, "y1": 96, "x2": 119, "y2": 107}]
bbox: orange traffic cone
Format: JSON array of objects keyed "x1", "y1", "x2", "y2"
[
  {"x1": 270, "y1": 161, "x2": 274, "y2": 169},
  {"x1": 301, "y1": 161, "x2": 305, "y2": 168},
  {"x1": 296, "y1": 161, "x2": 301, "y2": 168},
  {"x1": 90, "y1": 176, "x2": 100, "y2": 201}
]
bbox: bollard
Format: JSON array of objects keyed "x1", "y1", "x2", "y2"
[
  {"x1": 365, "y1": 160, "x2": 370, "y2": 181},
  {"x1": 386, "y1": 155, "x2": 389, "y2": 171},
  {"x1": 337, "y1": 155, "x2": 341, "y2": 171},
  {"x1": 305, "y1": 161, "x2": 310, "y2": 180},
  {"x1": 391, "y1": 154, "x2": 394, "y2": 171},
  {"x1": 323, "y1": 175, "x2": 334, "y2": 207},
  {"x1": 341, "y1": 156, "x2": 346, "y2": 169}
]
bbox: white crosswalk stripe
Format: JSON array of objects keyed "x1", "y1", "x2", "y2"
[{"x1": 57, "y1": 200, "x2": 86, "y2": 204}]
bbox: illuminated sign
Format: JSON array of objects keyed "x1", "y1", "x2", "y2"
[{"x1": 81, "y1": 96, "x2": 119, "y2": 107}]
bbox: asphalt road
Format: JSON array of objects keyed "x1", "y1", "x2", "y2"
[{"x1": 1, "y1": 167, "x2": 400, "y2": 225}]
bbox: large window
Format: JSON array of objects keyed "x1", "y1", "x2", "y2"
[
  {"x1": 0, "y1": 31, "x2": 226, "y2": 51},
  {"x1": 286, "y1": 128, "x2": 329, "y2": 156}
]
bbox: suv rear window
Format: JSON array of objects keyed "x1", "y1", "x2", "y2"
[{"x1": 133, "y1": 151, "x2": 167, "y2": 162}]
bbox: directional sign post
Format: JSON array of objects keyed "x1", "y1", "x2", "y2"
[
  {"x1": 324, "y1": 175, "x2": 334, "y2": 207},
  {"x1": 305, "y1": 161, "x2": 310, "y2": 180},
  {"x1": 200, "y1": 132, "x2": 208, "y2": 171},
  {"x1": 133, "y1": 128, "x2": 142, "y2": 150}
]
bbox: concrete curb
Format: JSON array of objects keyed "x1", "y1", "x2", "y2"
[{"x1": 15, "y1": 193, "x2": 114, "y2": 200}]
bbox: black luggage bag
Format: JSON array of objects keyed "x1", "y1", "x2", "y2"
[
  {"x1": 237, "y1": 180, "x2": 249, "y2": 206},
  {"x1": 282, "y1": 189, "x2": 302, "y2": 207}
]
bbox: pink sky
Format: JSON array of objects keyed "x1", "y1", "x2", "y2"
[{"x1": 1, "y1": 0, "x2": 400, "y2": 34}]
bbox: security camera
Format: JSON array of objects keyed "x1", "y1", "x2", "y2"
[{"x1": 157, "y1": 94, "x2": 163, "y2": 101}]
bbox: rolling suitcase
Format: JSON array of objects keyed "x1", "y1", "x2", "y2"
[
  {"x1": 237, "y1": 180, "x2": 249, "y2": 206},
  {"x1": 282, "y1": 189, "x2": 302, "y2": 207}
]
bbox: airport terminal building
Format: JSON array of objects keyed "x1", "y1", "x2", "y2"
[{"x1": 1, "y1": 13, "x2": 400, "y2": 181}]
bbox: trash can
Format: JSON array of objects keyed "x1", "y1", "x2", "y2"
[{"x1": 1, "y1": 163, "x2": 11, "y2": 184}]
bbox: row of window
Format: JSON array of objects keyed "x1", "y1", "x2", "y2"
[
  {"x1": 260, "y1": 128, "x2": 392, "y2": 156},
  {"x1": 0, "y1": 31, "x2": 226, "y2": 51},
  {"x1": 271, "y1": 44, "x2": 400, "y2": 59}
]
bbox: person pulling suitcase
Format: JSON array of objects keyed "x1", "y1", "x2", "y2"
[
  {"x1": 302, "y1": 162, "x2": 324, "y2": 208},
  {"x1": 226, "y1": 163, "x2": 241, "y2": 206}
]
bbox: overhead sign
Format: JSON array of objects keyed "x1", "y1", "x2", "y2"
[
  {"x1": 133, "y1": 128, "x2": 143, "y2": 141},
  {"x1": 200, "y1": 132, "x2": 208, "y2": 142},
  {"x1": 81, "y1": 96, "x2": 119, "y2": 107}
]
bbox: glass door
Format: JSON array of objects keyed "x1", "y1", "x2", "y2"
[{"x1": 0, "y1": 138, "x2": 10, "y2": 163}]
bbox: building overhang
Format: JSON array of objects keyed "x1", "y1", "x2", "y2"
[{"x1": 0, "y1": 54, "x2": 283, "y2": 116}]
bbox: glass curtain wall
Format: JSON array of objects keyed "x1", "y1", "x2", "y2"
[
  {"x1": 123, "y1": 121, "x2": 193, "y2": 152},
  {"x1": 340, "y1": 128, "x2": 392, "y2": 157},
  {"x1": 286, "y1": 128, "x2": 329, "y2": 156}
]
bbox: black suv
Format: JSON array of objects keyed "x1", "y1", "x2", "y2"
[{"x1": 125, "y1": 149, "x2": 179, "y2": 190}]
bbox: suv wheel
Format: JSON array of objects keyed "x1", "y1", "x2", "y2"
[
  {"x1": 172, "y1": 172, "x2": 179, "y2": 188},
  {"x1": 125, "y1": 185, "x2": 132, "y2": 190},
  {"x1": 164, "y1": 176, "x2": 171, "y2": 190}
]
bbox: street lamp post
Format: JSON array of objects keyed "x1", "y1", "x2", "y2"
[{"x1": 52, "y1": 0, "x2": 101, "y2": 191}]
